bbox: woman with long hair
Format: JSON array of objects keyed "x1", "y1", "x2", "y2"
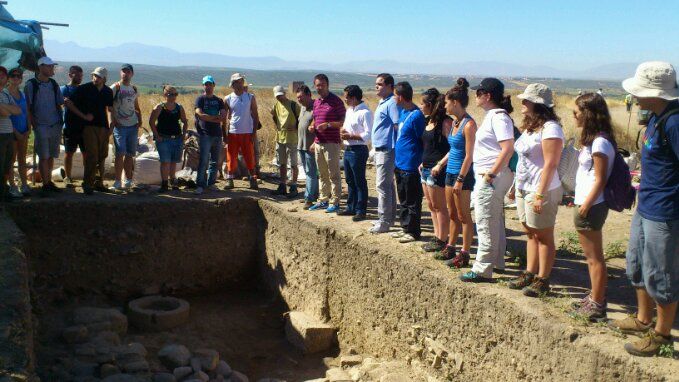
[
  {"x1": 437, "y1": 78, "x2": 476, "y2": 266},
  {"x1": 419, "y1": 88, "x2": 452, "y2": 252},
  {"x1": 507, "y1": 84, "x2": 564, "y2": 296},
  {"x1": 568, "y1": 93, "x2": 616, "y2": 321},
  {"x1": 6, "y1": 67, "x2": 29, "y2": 197},
  {"x1": 460, "y1": 78, "x2": 515, "y2": 282},
  {"x1": 149, "y1": 85, "x2": 188, "y2": 192}
]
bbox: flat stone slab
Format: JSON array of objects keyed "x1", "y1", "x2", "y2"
[{"x1": 285, "y1": 311, "x2": 337, "y2": 354}]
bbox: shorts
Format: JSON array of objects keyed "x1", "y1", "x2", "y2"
[
  {"x1": 113, "y1": 125, "x2": 139, "y2": 156},
  {"x1": 420, "y1": 166, "x2": 446, "y2": 188},
  {"x1": 34, "y1": 123, "x2": 62, "y2": 160},
  {"x1": 157, "y1": 136, "x2": 183, "y2": 163},
  {"x1": 573, "y1": 202, "x2": 609, "y2": 231},
  {"x1": 276, "y1": 141, "x2": 298, "y2": 168},
  {"x1": 444, "y1": 172, "x2": 475, "y2": 190},
  {"x1": 626, "y1": 212, "x2": 679, "y2": 304},
  {"x1": 63, "y1": 129, "x2": 85, "y2": 153},
  {"x1": 516, "y1": 187, "x2": 561, "y2": 229}
]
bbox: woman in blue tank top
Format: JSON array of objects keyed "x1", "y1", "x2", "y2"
[
  {"x1": 437, "y1": 78, "x2": 477, "y2": 266},
  {"x1": 7, "y1": 67, "x2": 30, "y2": 197}
]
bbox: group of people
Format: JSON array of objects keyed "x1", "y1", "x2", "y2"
[{"x1": 0, "y1": 58, "x2": 676, "y2": 358}]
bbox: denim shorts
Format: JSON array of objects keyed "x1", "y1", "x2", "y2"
[
  {"x1": 445, "y1": 172, "x2": 475, "y2": 190},
  {"x1": 626, "y1": 212, "x2": 679, "y2": 304},
  {"x1": 420, "y1": 166, "x2": 446, "y2": 188},
  {"x1": 113, "y1": 125, "x2": 138, "y2": 156},
  {"x1": 156, "y1": 136, "x2": 183, "y2": 163}
]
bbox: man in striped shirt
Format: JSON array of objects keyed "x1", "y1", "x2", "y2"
[{"x1": 308, "y1": 74, "x2": 346, "y2": 213}]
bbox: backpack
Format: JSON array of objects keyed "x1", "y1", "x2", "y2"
[
  {"x1": 590, "y1": 134, "x2": 636, "y2": 212},
  {"x1": 652, "y1": 104, "x2": 679, "y2": 159},
  {"x1": 112, "y1": 81, "x2": 138, "y2": 101},
  {"x1": 27, "y1": 77, "x2": 62, "y2": 121},
  {"x1": 289, "y1": 100, "x2": 299, "y2": 127}
]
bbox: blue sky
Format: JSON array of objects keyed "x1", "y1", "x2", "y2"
[{"x1": 8, "y1": 0, "x2": 679, "y2": 70}]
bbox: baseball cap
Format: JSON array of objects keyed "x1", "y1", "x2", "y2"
[
  {"x1": 202, "y1": 75, "x2": 215, "y2": 85},
  {"x1": 91, "y1": 67, "x2": 108, "y2": 79},
  {"x1": 273, "y1": 85, "x2": 285, "y2": 97},
  {"x1": 471, "y1": 78, "x2": 504, "y2": 94},
  {"x1": 230, "y1": 72, "x2": 244, "y2": 86},
  {"x1": 121, "y1": 63, "x2": 134, "y2": 72},
  {"x1": 37, "y1": 56, "x2": 57, "y2": 66}
]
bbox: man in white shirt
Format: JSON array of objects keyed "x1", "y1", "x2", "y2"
[{"x1": 109, "y1": 64, "x2": 142, "y2": 191}]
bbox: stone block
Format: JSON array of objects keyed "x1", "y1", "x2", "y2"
[
  {"x1": 230, "y1": 371, "x2": 249, "y2": 382},
  {"x1": 325, "y1": 368, "x2": 351, "y2": 382},
  {"x1": 215, "y1": 360, "x2": 232, "y2": 377},
  {"x1": 340, "y1": 355, "x2": 362, "y2": 367},
  {"x1": 284, "y1": 311, "x2": 337, "y2": 354},
  {"x1": 158, "y1": 344, "x2": 191, "y2": 369},
  {"x1": 173, "y1": 366, "x2": 193, "y2": 380},
  {"x1": 100, "y1": 363, "x2": 121, "y2": 378}
]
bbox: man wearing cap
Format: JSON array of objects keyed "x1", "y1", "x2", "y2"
[
  {"x1": 64, "y1": 67, "x2": 114, "y2": 195},
  {"x1": 109, "y1": 64, "x2": 142, "y2": 191},
  {"x1": 24, "y1": 56, "x2": 64, "y2": 194},
  {"x1": 194, "y1": 75, "x2": 226, "y2": 194},
  {"x1": 224, "y1": 73, "x2": 259, "y2": 190},
  {"x1": 608, "y1": 61, "x2": 679, "y2": 357},
  {"x1": 270, "y1": 85, "x2": 300, "y2": 196},
  {"x1": 61, "y1": 65, "x2": 84, "y2": 186}
]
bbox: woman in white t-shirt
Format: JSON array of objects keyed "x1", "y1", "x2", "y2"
[
  {"x1": 507, "y1": 84, "x2": 564, "y2": 297},
  {"x1": 569, "y1": 93, "x2": 616, "y2": 322},
  {"x1": 459, "y1": 78, "x2": 515, "y2": 283}
]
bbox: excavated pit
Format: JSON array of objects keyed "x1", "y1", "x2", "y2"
[{"x1": 1, "y1": 196, "x2": 678, "y2": 381}]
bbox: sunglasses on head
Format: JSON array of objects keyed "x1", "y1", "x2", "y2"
[{"x1": 165, "y1": 92, "x2": 178, "y2": 97}]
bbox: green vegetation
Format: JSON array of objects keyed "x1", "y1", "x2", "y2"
[
  {"x1": 604, "y1": 240, "x2": 627, "y2": 260},
  {"x1": 557, "y1": 231, "x2": 582, "y2": 257}
]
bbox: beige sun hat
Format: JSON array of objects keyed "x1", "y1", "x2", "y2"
[
  {"x1": 622, "y1": 61, "x2": 679, "y2": 100},
  {"x1": 229, "y1": 72, "x2": 244, "y2": 86},
  {"x1": 91, "y1": 67, "x2": 108, "y2": 79},
  {"x1": 517, "y1": 83, "x2": 554, "y2": 107},
  {"x1": 273, "y1": 85, "x2": 285, "y2": 97}
]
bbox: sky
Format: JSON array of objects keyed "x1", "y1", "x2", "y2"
[{"x1": 7, "y1": 0, "x2": 679, "y2": 70}]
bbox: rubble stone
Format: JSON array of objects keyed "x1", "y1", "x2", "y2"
[
  {"x1": 158, "y1": 344, "x2": 191, "y2": 369},
  {"x1": 285, "y1": 312, "x2": 337, "y2": 354}
]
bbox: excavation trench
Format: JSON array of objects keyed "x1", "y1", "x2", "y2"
[{"x1": 1, "y1": 197, "x2": 677, "y2": 381}]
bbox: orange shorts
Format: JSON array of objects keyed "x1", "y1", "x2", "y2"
[{"x1": 226, "y1": 133, "x2": 256, "y2": 174}]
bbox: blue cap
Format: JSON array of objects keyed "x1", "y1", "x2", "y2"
[{"x1": 202, "y1": 75, "x2": 215, "y2": 85}]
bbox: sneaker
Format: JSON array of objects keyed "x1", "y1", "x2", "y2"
[
  {"x1": 337, "y1": 209, "x2": 355, "y2": 216},
  {"x1": 194, "y1": 187, "x2": 204, "y2": 195},
  {"x1": 20, "y1": 185, "x2": 31, "y2": 196},
  {"x1": 326, "y1": 204, "x2": 340, "y2": 213},
  {"x1": 170, "y1": 178, "x2": 180, "y2": 191},
  {"x1": 507, "y1": 271, "x2": 535, "y2": 290},
  {"x1": 369, "y1": 225, "x2": 389, "y2": 234},
  {"x1": 224, "y1": 179, "x2": 234, "y2": 190},
  {"x1": 434, "y1": 245, "x2": 456, "y2": 260},
  {"x1": 390, "y1": 231, "x2": 406, "y2": 239},
  {"x1": 569, "y1": 295, "x2": 607, "y2": 323},
  {"x1": 64, "y1": 177, "x2": 76, "y2": 188},
  {"x1": 352, "y1": 213, "x2": 367, "y2": 222},
  {"x1": 8, "y1": 186, "x2": 22, "y2": 199},
  {"x1": 459, "y1": 271, "x2": 492, "y2": 283},
  {"x1": 608, "y1": 316, "x2": 654, "y2": 337},
  {"x1": 570, "y1": 294, "x2": 591, "y2": 311},
  {"x1": 124, "y1": 179, "x2": 136, "y2": 190},
  {"x1": 303, "y1": 200, "x2": 315, "y2": 210},
  {"x1": 308, "y1": 201, "x2": 329, "y2": 211},
  {"x1": 624, "y1": 331, "x2": 673, "y2": 357},
  {"x1": 249, "y1": 177, "x2": 259, "y2": 190},
  {"x1": 422, "y1": 238, "x2": 446, "y2": 252},
  {"x1": 111, "y1": 180, "x2": 124, "y2": 191},
  {"x1": 522, "y1": 277, "x2": 550, "y2": 297},
  {"x1": 450, "y1": 250, "x2": 471, "y2": 268},
  {"x1": 287, "y1": 185, "x2": 299, "y2": 198},
  {"x1": 398, "y1": 234, "x2": 417, "y2": 243},
  {"x1": 271, "y1": 183, "x2": 287, "y2": 196}
]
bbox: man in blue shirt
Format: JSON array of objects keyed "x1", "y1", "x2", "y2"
[
  {"x1": 61, "y1": 65, "x2": 84, "y2": 186},
  {"x1": 369, "y1": 73, "x2": 401, "y2": 234},
  {"x1": 613, "y1": 61, "x2": 679, "y2": 357},
  {"x1": 194, "y1": 75, "x2": 226, "y2": 194},
  {"x1": 391, "y1": 82, "x2": 426, "y2": 243}
]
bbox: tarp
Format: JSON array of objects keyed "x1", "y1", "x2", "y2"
[{"x1": 0, "y1": 5, "x2": 44, "y2": 71}]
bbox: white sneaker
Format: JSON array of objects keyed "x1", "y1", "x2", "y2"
[
  {"x1": 390, "y1": 231, "x2": 406, "y2": 238},
  {"x1": 124, "y1": 179, "x2": 136, "y2": 190},
  {"x1": 20, "y1": 185, "x2": 31, "y2": 196},
  {"x1": 398, "y1": 234, "x2": 417, "y2": 243},
  {"x1": 110, "y1": 180, "x2": 123, "y2": 191},
  {"x1": 194, "y1": 187, "x2": 204, "y2": 195},
  {"x1": 8, "y1": 186, "x2": 22, "y2": 198}
]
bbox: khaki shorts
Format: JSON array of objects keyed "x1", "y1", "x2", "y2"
[
  {"x1": 516, "y1": 187, "x2": 562, "y2": 229},
  {"x1": 573, "y1": 201, "x2": 609, "y2": 231},
  {"x1": 276, "y1": 141, "x2": 298, "y2": 168}
]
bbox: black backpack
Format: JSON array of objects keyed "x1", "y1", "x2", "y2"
[
  {"x1": 652, "y1": 104, "x2": 679, "y2": 159},
  {"x1": 27, "y1": 77, "x2": 62, "y2": 121}
]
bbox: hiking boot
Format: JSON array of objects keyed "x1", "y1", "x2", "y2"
[
  {"x1": 303, "y1": 200, "x2": 314, "y2": 210},
  {"x1": 398, "y1": 234, "x2": 417, "y2": 243},
  {"x1": 287, "y1": 185, "x2": 299, "y2": 198},
  {"x1": 249, "y1": 177, "x2": 259, "y2": 190},
  {"x1": 451, "y1": 250, "x2": 471, "y2": 269},
  {"x1": 224, "y1": 179, "x2": 234, "y2": 190},
  {"x1": 508, "y1": 271, "x2": 535, "y2": 290},
  {"x1": 434, "y1": 245, "x2": 455, "y2": 260},
  {"x1": 308, "y1": 201, "x2": 329, "y2": 211},
  {"x1": 570, "y1": 294, "x2": 591, "y2": 310},
  {"x1": 624, "y1": 331, "x2": 673, "y2": 357},
  {"x1": 569, "y1": 295, "x2": 607, "y2": 323},
  {"x1": 522, "y1": 277, "x2": 550, "y2": 297},
  {"x1": 352, "y1": 212, "x2": 367, "y2": 222},
  {"x1": 390, "y1": 231, "x2": 406, "y2": 239},
  {"x1": 608, "y1": 316, "x2": 654, "y2": 337},
  {"x1": 459, "y1": 271, "x2": 492, "y2": 283},
  {"x1": 422, "y1": 238, "x2": 446, "y2": 252},
  {"x1": 271, "y1": 183, "x2": 287, "y2": 196},
  {"x1": 337, "y1": 209, "x2": 356, "y2": 216}
]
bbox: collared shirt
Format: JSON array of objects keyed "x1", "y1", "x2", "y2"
[
  {"x1": 313, "y1": 92, "x2": 346, "y2": 144},
  {"x1": 371, "y1": 95, "x2": 400, "y2": 149},
  {"x1": 341, "y1": 102, "x2": 372, "y2": 146},
  {"x1": 69, "y1": 82, "x2": 114, "y2": 128},
  {"x1": 271, "y1": 99, "x2": 299, "y2": 144},
  {"x1": 297, "y1": 105, "x2": 315, "y2": 151}
]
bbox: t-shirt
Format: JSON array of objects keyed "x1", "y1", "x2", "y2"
[
  {"x1": 271, "y1": 99, "x2": 299, "y2": 144},
  {"x1": 194, "y1": 94, "x2": 225, "y2": 137},
  {"x1": 9, "y1": 91, "x2": 28, "y2": 134},
  {"x1": 395, "y1": 107, "x2": 426, "y2": 172},
  {"x1": 69, "y1": 82, "x2": 114, "y2": 128},
  {"x1": 61, "y1": 84, "x2": 79, "y2": 131},
  {"x1": 24, "y1": 78, "x2": 64, "y2": 126},
  {"x1": 574, "y1": 136, "x2": 615, "y2": 206},
  {"x1": 297, "y1": 105, "x2": 315, "y2": 151},
  {"x1": 341, "y1": 102, "x2": 372, "y2": 146},
  {"x1": 473, "y1": 109, "x2": 515, "y2": 173},
  {"x1": 110, "y1": 83, "x2": 139, "y2": 127},
  {"x1": 514, "y1": 121, "x2": 564, "y2": 192},
  {"x1": 638, "y1": 102, "x2": 679, "y2": 221},
  {"x1": 372, "y1": 95, "x2": 400, "y2": 149},
  {"x1": 225, "y1": 92, "x2": 254, "y2": 134},
  {"x1": 0, "y1": 89, "x2": 16, "y2": 134},
  {"x1": 313, "y1": 92, "x2": 346, "y2": 144}
]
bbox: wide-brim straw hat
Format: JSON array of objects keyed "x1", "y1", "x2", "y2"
[
  {"x1": 517, "y1": 83, "x2": 554, "y2": 107},
  {"x1": 622, "y1": 61, "x2": 679, "y2": 100}
]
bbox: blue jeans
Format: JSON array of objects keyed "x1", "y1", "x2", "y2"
[
  {"x1": 197, "y1": 135, "x2": 222, "y2": 188},
  {"x1": 299, "y1": 149, "x2": 318, "y2": 202},
  {"x1": 343, "y1": 145, "x2": 369, "y2": 214}
]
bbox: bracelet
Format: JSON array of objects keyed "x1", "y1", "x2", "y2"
[
  {"x1": 535, "y1": 193, "x2": 544, "y2": 200},
  {"x1": 456, "y1": 176, "x2": 465, "y2": 182}
]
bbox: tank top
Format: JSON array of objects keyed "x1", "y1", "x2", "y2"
[
  {"x1": 446, "y1": 115, "x2": 473, "y2": 175},
  {"x1": 10, "y1": 91, "x2": 28, "y2": 134},
  {"x1": 421, "y1": 118, "x2": 451, "y2": 168},
  {"x1": 157, "y1": 103, "x2": 182, "y2": 136},
  {"x1": 226, "y1": 92, "x2": 254, "y2": 134}
]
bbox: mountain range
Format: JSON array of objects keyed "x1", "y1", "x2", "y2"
[{"x1": 45, "y1": 40, "x2": 639, "y2": 81}]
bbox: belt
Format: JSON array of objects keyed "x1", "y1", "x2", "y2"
[
  {"x1": 374, "y1": 146, "x2": 391, "y2": 152},
  {"x1": 160, "y1": 134, "x2": 182, "y2": 139},
  {"x1": 345, "y1": 144, "x2": 367, "y2": 150}
]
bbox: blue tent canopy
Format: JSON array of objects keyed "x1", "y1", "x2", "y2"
[{"x1": 0, "y1": 4, "x2": 44, "y2": 71}]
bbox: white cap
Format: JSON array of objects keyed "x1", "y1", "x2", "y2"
[
  {"x1": 622, "y1": 61, "x2": 679, "y2": 100},
  {"x1": 37, "y1": 56, "x2": 56, "y2": 66},
  {"x1": 273, "y1": 85, "x2": 285, "y2": 97},
  {"x1": 230, "y1": 72, "x2": 244, "y2": 86},
  {"x1": 91, "y1": 67, "x2": 108, "y2": 79}
]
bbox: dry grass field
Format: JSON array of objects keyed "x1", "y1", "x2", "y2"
[{"x1": 136, "y1": 86, "x2": 637, "y2": 163}]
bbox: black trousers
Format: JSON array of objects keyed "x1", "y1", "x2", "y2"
[{"x1": 395, "y1": 168, "x2": 423, "y2": 238}]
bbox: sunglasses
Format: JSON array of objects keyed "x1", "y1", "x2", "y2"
[{"x1": 165, "y1": 93, "x2": 178, "y2": 97}]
